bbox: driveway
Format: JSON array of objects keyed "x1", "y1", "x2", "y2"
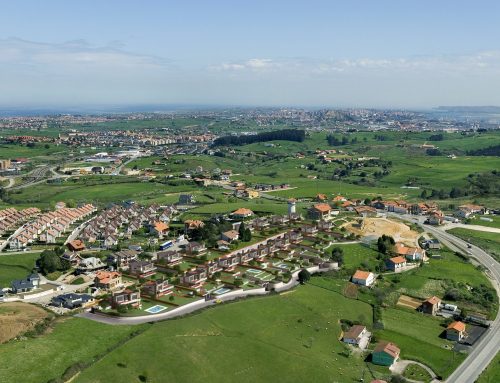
[{"x1": 390, "y1": 360, "x2": 438, "y2": 382}]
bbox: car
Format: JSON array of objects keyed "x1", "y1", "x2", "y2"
[{"x1": 467, "y1": 244, "x2": 472, "y2": 248}]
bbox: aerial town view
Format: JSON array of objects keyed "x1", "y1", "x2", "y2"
[{"x1": 0, "y1": 1, "x2": 499, "y2": 383}]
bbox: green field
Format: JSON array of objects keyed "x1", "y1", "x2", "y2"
[
  {"x1": 376, "y1": 307, "x2": 462, "y2": 378},
  {"x1": 447, "y1": 228, "x2": 500, "y2": 260},
  {"x1": 75, "y1": 284, "x2": 384, "y2": 383},
  {"x1": 0, "y1": 318, "x2": 147, "y2": 383},
  {"x1": 477, "y1": 351, "x2": 500, "y2": 383},
  {"x1": 0, "y1": 252, "x2": 40, "y2": 288},
  {"x1": 465, "y1": 215, "x2": 500, "y2": 229}
]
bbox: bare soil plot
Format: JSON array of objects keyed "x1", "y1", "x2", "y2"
[
  {"x1": 344, "y1": 217, "x2": 419, "y2": 246},
  {"x1": 0, "y1": 302, "x2": 48, "y2": 343},
  {"x1": 397, "y1": 294, "x2": 422, "y2": 310},
  {"x1": 343, "y1": 282, "x2": 359, "y2": 299}
]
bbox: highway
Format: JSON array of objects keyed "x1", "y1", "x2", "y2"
[{"x1": 394, "y1": 214, "x2": 500, "y2": 383}]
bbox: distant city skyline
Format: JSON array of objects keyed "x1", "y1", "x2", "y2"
[{"x1": 1, "y1": 0, "x2": 500, "y2": 108}]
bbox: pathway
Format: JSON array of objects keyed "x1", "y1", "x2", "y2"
[{"x1": 390, "y1": 360, "x2": 438, "y2": 382}]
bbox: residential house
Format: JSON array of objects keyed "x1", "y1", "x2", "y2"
[
  {"x1": 428, "y1": 211, "x2": 444, "y2": 225},
  {"x1": 94, "y1": 271, "x2": 122, "y2": 291},
  {"x1": 395, "y1": 243, "x2": 425, "y2": 262},
  {"x1": 424, "y1": 239, "x2": 441, "y2": 250},
  {"x1": 150, "y1": 221, "x2": 169, "y2": 238},
  {"x1": 61, "y1": 252, "x2": 83, "y2": 267},
  {"x1": 184, "y1": 219, "x2": 205, "y2": 233},
  {"x1": 231, "y1": 208, "x2": 254, "y2": 219},
  {"x1": 216, "y1": 240, "x2": 230, "y2": 251},
  {"x1": 178, "y1": 194, "x2": 195, "y2": 204},
  {"x1": 205, "y1": 261, "x2": 222, "y2": 277},
  {"x1": 372, "y1": 341, "x2": 400, "y2": 366},
  {"x1": 114, "y1": 250, "x2": 139, "y2": 269},
  {"x1": 455, "y1": 204, "x2": 484, "y2": 218},
  {"x1": 446, "y1": 321, "x2": 467, "y2": 341},
  {"x1": 51, "y1": 293, "x2": 95, "y2": 309},
  {"x1": 272, "y1": 215, "x2": 291, "y2": 225},
  {"x1": 351, "y1": 270, "x2": 375, "y2": 287},
  {"x1": 11, "y1": 273, "x2": 40, "y2": 294},
  {"x1": 104, "y1": 235, "x2": 119, "y2": 248},
  {"x1": 141, "y1": 279, "x2": 173, "y2": 298},
  {"x1": 111, "y1": 289, "x2": 141, "y2": 309},
  {"x1": 317, "y1": 220, "x2": 333, "y2": 231},
  {"x1": 332, "y1": 195, "x2": 347, "y2": 203},
  {"x1": 67, "y1": 239, "x2": 85, "y2": 252},
  {"x1": 129, "y1": 260, "x2": 157, "y2": 278},
  {"x1": 157, "y1": 250, "x2": 183, "y2": 266},
  {"x1": 315, "y1": 193, "x2": 328, "y2": 202},
  {"x1": 78, "y1": 257, "x2": 106, "y2": 272},
  {"x1": 386, "y1": 256, "x2": 407, "y2": 272},
  {"x1": 421, "y1": 296, "x2": 441, "y2": 315},
  {"x1": 185, "y1": 241, "x2": 207, "y2": 256},
  {"x1": 243, "y1": 190, "x2": 260, "y2": 199},
  {"x1": 181, "y1": 268, "x2": 207, "y2": 289},
  {"x1": 218, "y1": 254, "x2": 240, "y2": 270},
  {"x1": 342, "y1": 325, "x2": 368, "y2": 346},
  {"x1": 301, "y1": 224, "x2": 319, "y2": 235},
  {"x1": 221, "y1": 230, "x2": 239, "y2": 243},
  {"x1": 308, "y1": 203, "x2": 333, "y2": 221}
]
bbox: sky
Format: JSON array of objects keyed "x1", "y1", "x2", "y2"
[{"x1": 1, "y1": 0, "x2": 500, "y2": 109}]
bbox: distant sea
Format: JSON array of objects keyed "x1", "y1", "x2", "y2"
[{"x1": 0, "y1": 104, "x2": 226, "y2": 117}]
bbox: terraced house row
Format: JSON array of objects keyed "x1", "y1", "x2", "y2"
[{"x1": 9, "y1": 204, "x2": 96, "y2": 249}]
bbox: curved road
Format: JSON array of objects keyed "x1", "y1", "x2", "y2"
[
  {"x1": 421, "y1": 224, "x2": 500, "y2": 383},
  {"x1": 386, "y1": 211, "x2": 500, "y2": 383}
]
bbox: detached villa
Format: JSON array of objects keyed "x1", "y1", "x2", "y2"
[
  {"x1": 372, "y1": 341, "x2": 400, "y2": 366},
  {"x1": 351, "y1": 270, "x2": 375, "y2": 287}
]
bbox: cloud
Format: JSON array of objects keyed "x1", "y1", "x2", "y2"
[
  {"x1": 212, "y1": 58, "x2": 280, "y2": 72},
  {"x1": 0, "y1": 37, "x2": 170, "y2": 71},
  {"x1": 211, "y1": 52, "x2": 500, "y2": 77},
  {"x1": 0, "y1": 37, "x2": 500, "y2": 108}
]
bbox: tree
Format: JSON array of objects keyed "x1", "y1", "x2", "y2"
[
  {"x1": 298, "y1": 269, "x2": 311, "y2": 284},
  {"x1": 330, "y1": 247, "x2": 344, "y2": 266},
  {"x1": 38, "y1": 250, "x2": 61, "y2": 274},
  {"x1": 377, "y1": 235, "x2": 395, "y2": 255},
  {"x1": 420, "y1": 189, "x2": 428, "y2": 199}
]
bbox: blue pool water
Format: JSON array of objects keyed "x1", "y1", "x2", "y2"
[{"x1": 145, "y1": 305, "x2": 168, "y2": 314}]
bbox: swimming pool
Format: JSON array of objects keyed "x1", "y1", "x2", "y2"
[
  {"x1": 213, "y1": 287, "x2": 231, "y2": 295},
  {"x1": 145, "y1": 305, "x2": 168, "y2": 314}
]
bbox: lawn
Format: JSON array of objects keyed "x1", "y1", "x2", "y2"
[
  {"x1": 326, "y1": 243, "x2": 381, "y2": 272},
  {"x1": 389, "y1": 249, "x2": 498, "y2": 317},
  {"x1": 0, "y1": 252, "x2": 40, "y2": 288},
  {"x1": 466, "y1": 215, "x2": 500, "y2": 229},
  {"x1": 403, "y1": 363, "x2": 434, "y2": 382},
  {"x1": 447, "y1": 228, "x2": 500, "y2": 261},
  {"x1": 75, "y1": 283, "x2": 382, "y2": 383},
  {"x1": 477, "y1": 351, "x2": 500, "y2": 383},
  {"x1": 375, "y1": 306, "x2": 464, "y2": 380},
  {"x1": 0, "y1": 317, "x2": 148, "y2": 383}
]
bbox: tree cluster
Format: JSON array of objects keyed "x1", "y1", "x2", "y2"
[
  {"x1": 213, "y1": 129, "x2": 305, "y2": 146},
  {"x1": 466, "y1": 144, "x2": 500, "y2": 157},
  {"x1": 37, "y1": 247, "x2": 70, "y2": 275},
  {"x1": 377, "y1": 235, "x2": 395, "y2": 256}
]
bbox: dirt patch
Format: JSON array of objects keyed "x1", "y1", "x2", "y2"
[
  {"x1": 343, "y1": 283, "x2": 359, "y2": 299},
  {"x1": 0, "y1": 302, "x2": 49, "y2": 343},
  {"x1": 343, "y1": 217, "x2": 419, "y2": 246},
  {"x1": 397, "y1": 294, "x2": 422, "y2": 310}
]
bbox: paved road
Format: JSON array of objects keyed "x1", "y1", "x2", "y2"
[{"x1": 393, "y1": 214, "x2": 500, "y2": 383}]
